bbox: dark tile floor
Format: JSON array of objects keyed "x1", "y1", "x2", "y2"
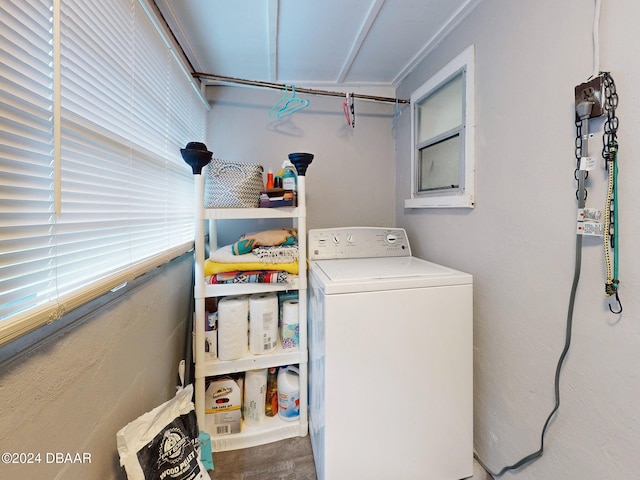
[
  {"x1": 209, "y1": 436, "x2": 317, "y2": 480},
  {"x1": 208, "y1": 435, "x2": 490, "y2": 480}
]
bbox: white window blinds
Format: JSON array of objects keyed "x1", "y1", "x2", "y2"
[{"x1": 0, "y1": 0, "x2": 208, "y2": 345}]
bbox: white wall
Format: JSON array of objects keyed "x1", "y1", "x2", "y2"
[
  {"x1": 396, "y1": 0, "x2": 640, "y2": 478},
  {"x1": 0, "y1": 256, "x2": 192, "y2": 480},
  {"x1": 205, "y1": 85, "x2": 397, "y2": 243}
]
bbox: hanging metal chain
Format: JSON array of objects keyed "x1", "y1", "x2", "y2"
[
  {"x1": 602, "y1": 71, "x2": 618, "y2": 246},
  {"x1": 602, "y1": 72, "x2": 619, "y2": 160},
  {"x1": 600, "y1": 71, "x2": 622, "y2": 311},
  {"x1": 601, "y1": 71, "x2": 618, "y2": 253}
]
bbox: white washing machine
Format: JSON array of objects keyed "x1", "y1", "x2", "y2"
[{"x1": 307, "y1": 227, "x2": 473, "y2": 480}]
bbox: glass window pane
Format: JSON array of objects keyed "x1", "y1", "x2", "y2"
[
  {"x1": 417, "y1": 73, "x2": 463, "y2": 143},
  {"x1": 418, "y1": 135, "x2": 461, "y2": 192}
]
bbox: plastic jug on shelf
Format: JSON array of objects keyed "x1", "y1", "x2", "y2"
[{"x1": 277, "y1": 365, "x2": 300, "y2": 421}]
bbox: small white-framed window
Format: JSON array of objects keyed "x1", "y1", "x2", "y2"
[{"x1": 405, "y1": 45, "x2": 475, "y2": 208}]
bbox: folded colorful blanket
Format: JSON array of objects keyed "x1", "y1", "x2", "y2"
[
  {"x1": 210, "y1": 244, "x2": 297, "y2": 264},
  {"x1": 205, "y1": 270, "x2": 289, "y2": 284},
  {"x1": 232, "y1": 228, "x2": 297, "y2": 255},
  {"x1": 252, "y1": 245, "x2": 298, "y2": 263}
]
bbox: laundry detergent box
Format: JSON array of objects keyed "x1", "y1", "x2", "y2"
[{"x1": 205, "y1": 375, "x2": 242, "y2": 436}]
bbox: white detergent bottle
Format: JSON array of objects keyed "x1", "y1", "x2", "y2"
[{"x1": 277, "y1": 365, "x2": 300, "y2": 421}]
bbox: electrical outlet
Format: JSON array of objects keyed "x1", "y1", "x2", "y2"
[{"x1": 574, "y1": 75, "x2": 605, "y2": 118}]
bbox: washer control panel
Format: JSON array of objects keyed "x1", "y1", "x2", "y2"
[{"x1": 308, "y1": 227, "x2": 411, "y2": 260}]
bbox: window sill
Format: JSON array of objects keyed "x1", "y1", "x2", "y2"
[{"x1": 404, "y1": 194, "x2": 474, "y2": 209}]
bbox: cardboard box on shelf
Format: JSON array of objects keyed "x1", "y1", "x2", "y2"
[{"x1": 204, "y1": 375, "x2": 242, "y2": 436}]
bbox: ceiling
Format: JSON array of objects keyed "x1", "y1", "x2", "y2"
[{"x1": 154, "y1": 0, "x2": 482, "y2": 90}]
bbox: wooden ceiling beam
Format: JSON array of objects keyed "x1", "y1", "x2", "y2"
[{"x1": 267, "y1": 0, "x2": 279, "y2": 82}]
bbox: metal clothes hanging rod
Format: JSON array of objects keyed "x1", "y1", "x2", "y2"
[{"x1": 192, "y1": 72, "x2": 410, "y2": 104}]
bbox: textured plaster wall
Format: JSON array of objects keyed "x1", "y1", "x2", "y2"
[
  {"x1": 395, "y1": 0, "x2": 640, "y2": 478},
  {"x1": 205, "y1": 85, "x2": 397, "y2": 242},
  {"x1": 0, "y1": 255, "x2": 192, "y2": 480}
]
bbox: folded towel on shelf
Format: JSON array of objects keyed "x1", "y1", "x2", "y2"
[
  {"x1": 205, "y1": 270, "x2": 290, "y2": 284},
  {"x1": 231, "y1": 228, "x2": 297, "y2": 255},
  {"x1": 211, "y1": 244, "x2": 297, "y2": 264},
  {"x1": 250, "y1": 245, "x2": 299, "y2": 263}
]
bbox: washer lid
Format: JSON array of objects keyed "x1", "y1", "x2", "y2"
[{"x1": 311, "y1": 256, "x2": 472, "y2": 294}]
